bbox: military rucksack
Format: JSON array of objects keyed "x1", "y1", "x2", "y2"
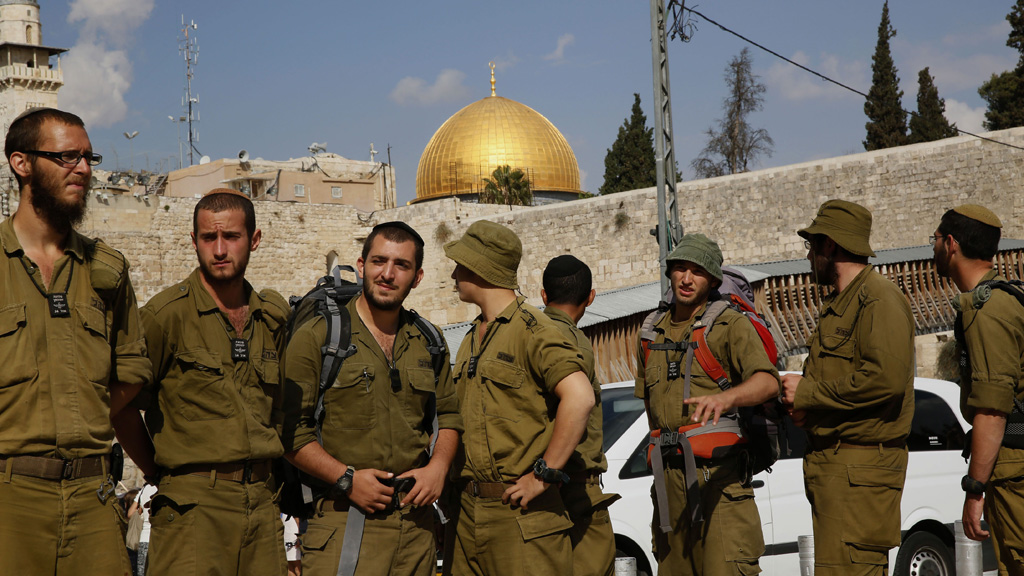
[
  {"x1": 277, "y1": 265, "x2": 447, "y2": 518},
  {"x1": 953, "y1": 278, "x2": 1024, "y2": 451}
]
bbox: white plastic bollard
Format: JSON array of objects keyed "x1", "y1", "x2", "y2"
[
  {"x1": 613, "y1": 557, "x2": 637, "y2": 576},
  {"x1": 955, "y1": 520, "x2": 983, "y2": 576},
  {"x1": 798, "y1": 534, "x2": 814, "y2": 576}
]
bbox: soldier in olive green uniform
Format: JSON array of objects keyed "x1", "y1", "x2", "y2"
[
  {"x1": 541, "y1": 255, "x2": 620, "y2": 576},
  {"x1": 932, "y1": 205, "x2": 1024, "y2": 575},
  {"x1": 0, "y1": 108, "x2": 152, "y2": 575},
  {"x1": 443, "y1": 221, "x2": 596, "y2": 576},
  {"x1": 117, "y1": 189, "x2": 290, "y2": 576},
  {"x1": 782, "y1": 200, "x2": 915, "y2": 576},
  {"x1": 635, "y1": 234, "x2": 779, "y2": 576},
  {"x1": 282, "y1": 222, "x2": 462, "y2": 576}
]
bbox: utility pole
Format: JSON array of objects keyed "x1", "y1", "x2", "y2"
[
  {"x1": 179, "y1": 17, "x2": 200, "y2": 166},
  {"x1": 650, "y1": 0, "x2": 684, "y2": 294}
]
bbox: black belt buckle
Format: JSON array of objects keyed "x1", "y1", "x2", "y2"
[{"x1": 62, "y1": 459, "x2": 75, "y2": 480}]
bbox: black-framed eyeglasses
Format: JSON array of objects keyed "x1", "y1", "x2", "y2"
[
  {"x1": 928, "y1": 234, "x2": 945, "y2": 245},
  {"x1": 803, "y1": 240, "x2": 812, "y2": 250},
  {"x1": 24, "y1": 150, "x2": 102, "y2": 166}
]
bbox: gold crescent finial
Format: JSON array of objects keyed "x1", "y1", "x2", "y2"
[{"x1": 489, "y1": 61, "x2": 496, "y2": 97}]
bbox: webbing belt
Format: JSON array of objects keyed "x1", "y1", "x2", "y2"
[
  {"x1": 648, "y1": 417, "x2": 745, "y2": 532},
  {"x1": 338, "y1": 507, "x2": 364, "y2": 576}
]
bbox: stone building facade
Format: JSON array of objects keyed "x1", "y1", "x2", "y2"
[{"x1": 75, "y1": 127, "x2": 1024, "y2": 328}]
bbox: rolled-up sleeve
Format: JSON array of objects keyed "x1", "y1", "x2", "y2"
[
  {"x1": 109, "y1": 266, "x2": 152, "y2": 389},
  {"x1": 434, "y1": 347, "x2": 464, "y2": 434},
  {"x1": 280, "y1": 317, "x2": 325, "y2": 452},
  {"x1": 964, "y1": 304, "x2": 1024, "y2": 416}
]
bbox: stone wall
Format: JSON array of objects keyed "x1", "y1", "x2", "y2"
[{"x1": 76, "y1": 127, "x2": 1024, "y2": 327}]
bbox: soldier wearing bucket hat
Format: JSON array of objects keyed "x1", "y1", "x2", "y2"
[
  {"x1": 781, "y1": 200, "x2": 915, "y2": 576},
  {"x1": 635, "y1": 233, "x2": 779, "y2": 576},
  {"x1": 932, "y1": 205, "x2": 1024, "y2": 573},
  {"x1": 442, "y1": 220, "x2": 596, "y2": 576}
]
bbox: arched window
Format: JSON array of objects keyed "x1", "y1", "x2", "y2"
[{"x1": 25, "y1": 25, "x2": 33, "y2": 44}]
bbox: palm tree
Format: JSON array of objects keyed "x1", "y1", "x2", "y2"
[{"x1": 479, "y1": 165, "x2": 532, "y2": 207}]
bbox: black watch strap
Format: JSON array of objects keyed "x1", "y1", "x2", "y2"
[
  {"x1": 336, "y1": 466, "x2": 356, "y2": 495},
  {"x1": 533, "y1": 458, "x2": 569, "y2": 485},
  {"x1": 961, "y1": 474, "x2": 986, "y2": 495}
]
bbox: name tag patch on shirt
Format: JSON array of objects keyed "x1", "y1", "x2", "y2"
[
  {"x1": 497, "y1": 352, "x2": 515, "y2": 363},
  {"x1": 48, "y1": 293, "x2": 70, "y2": 318},
  {"x1": 231, "y1": 338, "x2": 249, "y2": 362},
  {"x1": 667, "y1": 360, "x2": 681, "y2": 380}
]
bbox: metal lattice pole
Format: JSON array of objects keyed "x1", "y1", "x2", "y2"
[{"x1": 650, "y1": 0, "x2": 683, "y2": 295}]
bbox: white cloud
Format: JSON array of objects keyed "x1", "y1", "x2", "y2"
[
  {"x1": 390, "y1": 69, "x2": 471, "y2": 107},
  {"x1": 765, "y1": 51, "x2": 867, "y2": 101},
  {"x1": 60, "y1": 0, "x2": 154, "y2": 128},
  {"x1": 492, "y1": 51, "x2": 519, "y2": 71},
  {"x1": 578, "y1": 167, "x2": 588, "y2": 192},
  {"x1": 543, "y1": 33, "x2": 575, "y2": 63},
  {"x1": 944, "y1": 98, "x2": 986, "y2": 134}
]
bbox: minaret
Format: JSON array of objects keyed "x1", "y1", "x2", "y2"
[{"x1": 0, "y1": 0, "x2": 66, "y2": 136}]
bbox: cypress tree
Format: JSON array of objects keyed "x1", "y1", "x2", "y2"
[
  {"x1": 600, "y1": 93, "x2": 656, "y2": 195},
  {"x1": 979, "y1": 0, "x2": 1024, "y2": 130},
  {"x1": 909, "y1": 67, "x2": 958, "y2": 144},
  {"x1": 863, "y1": 1, "x2": 908, "y2": 150}
]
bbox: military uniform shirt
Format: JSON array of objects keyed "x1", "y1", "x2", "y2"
[
  {"x1": 0, "y1": 217, "x2": 151, "y2": 459},
  {"x1": 544, "y1": 307, "x2": 607, "y2": 474},
  {"x1": 634, "y1": 301, "x2": 779, "y2": 430},
  {"x1": 453, "y1": 297, "x2": 587, "y2": 483},
  {"x1": 137, "y1": 268, "x2": 289, "y2": 469},
  {"x1": 796, "y1": 266, "x2": 915, "y2": 443},
  {"x1": 281, "y1": 295, "x2": 462, "y2": 474},
  {"x1": 958, "y1": 269, "x2": 1024, "y2": 482}
]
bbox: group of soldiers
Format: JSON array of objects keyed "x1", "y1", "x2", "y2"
[{"x1": 1, "y1": 107, "x2": 1021, "y2": 576}]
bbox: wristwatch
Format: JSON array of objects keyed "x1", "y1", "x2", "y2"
[
  {"x1": 961, "y1": 474, "x2": 986, "y2": 495},
  {"x1": 334, "y1": 466, "x2": 356, "y2": 496},
  {"x1": 533, "y1": 458, "x2": 569, "y2": 485}
]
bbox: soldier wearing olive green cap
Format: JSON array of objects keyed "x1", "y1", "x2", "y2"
[
  {"x1": 781, "y1": 200, "x2": 915, "y2": 576},
  {"x1": 933, "y1": 205, "x2": 1024, "y2": 574},
  {"x1": 635, "y1": 233, "x2": 779, "y2": 576},
  {"x1": 115, "y1": 188, "x2": 291, "y2": 576},
  {"x1": 442, "y1": 220, "x2": 595, "y2": 576}
]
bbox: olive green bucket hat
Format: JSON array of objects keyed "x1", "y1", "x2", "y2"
[
  {"x1": 444, "y1": 220, "x2": 522, "y2": 290},
  {"x1": 664, "y1": 233, "x2": 724, "y2": 282},
  {"x1": 798, "y1": 199, "x2": 876, "y2": 257}
]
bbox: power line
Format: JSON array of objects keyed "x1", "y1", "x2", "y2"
[{"x1": 679, "y1": 5, "x2": 1024, "y2": 153}]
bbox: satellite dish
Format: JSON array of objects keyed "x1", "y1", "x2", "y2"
[
  {"x1": 138, "y1": 174, "x2": 151, "y2": 185},
  {"x1": 238, "y1": 149, "x2": 249, "y2": 162},
  {"x1": 109, "y1": 173, "x2": 122, "y2": 185},
  {"x1": 199, "y1": 155, "x2": 211, "y2": 165}
]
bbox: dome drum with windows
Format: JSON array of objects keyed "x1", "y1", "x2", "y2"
[{"x1": 413, "y1": 63, "x2": 582, "y2": 204}]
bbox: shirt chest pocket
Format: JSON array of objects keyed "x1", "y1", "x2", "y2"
[
  {"x1": 172, "y1": 349, "x2": 235, "y2": 421},
  {"x1": 480, "y1": 358, "x2": 526, "y2": 422},
  {"x1": 403, "y1": 366, "x2": 436, "y2": 425},
  {"x1": 76, "y1": 304, "x2": 112, "y2": 385},
  {"x1": 326, "y1": 363, "x2": 376, "y2": 430},
  {"x1": 0, "y1": 303, "x2": 37, "y2": 387}
]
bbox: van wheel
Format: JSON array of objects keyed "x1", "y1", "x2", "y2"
[{"x1": 894, "y1": 531, "x2": 954, "y2": 576}]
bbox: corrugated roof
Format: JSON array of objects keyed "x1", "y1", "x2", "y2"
[{"x1": 440, "y1": 239, "x2": 1024, "y2": 347}]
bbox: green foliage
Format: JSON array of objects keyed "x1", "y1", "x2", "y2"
[
  {"x1": 979, "y1": 0, "x2": 1024, "y2": 130},
  {"x1": 433, "y1": 222, "x2": 452, "y2": 243},
  {"x1": 691, "y1": 48, "x2": 774, "y2": 179},
  {"x1": 600, "y1": 94, "x2": 657, "y2": 195},
  {"x1": 864, "y1": 1, "x2": 907, "y2": 151},
  {"x1": 479, "y1": 165, "x2": 532, "y2": 207},
  {"x1": 908, "y1": 67, "x2": 958, "y2": 144}
]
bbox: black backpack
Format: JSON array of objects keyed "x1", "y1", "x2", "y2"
[{"x1": 278, "y1": 265, "x2": 447, "y2": 518}]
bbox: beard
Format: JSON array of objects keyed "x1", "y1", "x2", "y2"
[
  {"x1": 198, "y1": 251, "x2": 250, "y2": 287},
  {"x1": 29, "y1": 167, "x2": 88, "y2": 232},
  {"x1": 363, "y1": 280, "x2": 413, "y2": 311},
  {"x1": 811, "y1": 253, "x2": 838, "y2": 287}
]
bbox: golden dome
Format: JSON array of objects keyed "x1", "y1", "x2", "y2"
[{"x1": 415, "y1": 78, "x2": 581, "y2": 202}]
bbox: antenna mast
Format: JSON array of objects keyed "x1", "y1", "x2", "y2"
[{"x1": 179, "y1": 16, "x2": 201, "y2": 166}]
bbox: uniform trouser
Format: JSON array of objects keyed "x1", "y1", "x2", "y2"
[
  {"x1": 145, "y1": 472, "x2": 286, "y2": 576},
  {"x1": 562, "y1": 480, "x2": 617, "y2": 576},
  {"x1": 985, "y1": 446, "x2": 1024, "y2": 576},
  {"x1": 450, "y1": 485, "x2": 573, "y2": 576},
  {"x1": 300, "y1": 501, "x2": 436, "y2": 576},
  {"x1": 0, "y1": 472, "x2": 131, "y2": 576},
  {"x1": 651, "y1": 458, "x2": 764, "y2": 576},
  {"x1": 803, "y1": 445, "x2": 907, "y2": 576}
]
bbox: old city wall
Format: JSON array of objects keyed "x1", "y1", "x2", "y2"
[{"x1": 77, "y1": 127, "x2": 1024, "y2": 327}]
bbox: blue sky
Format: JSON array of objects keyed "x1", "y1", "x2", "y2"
[{"x1": 43, "y1": 1, "x2": 1018, "y2": 205}]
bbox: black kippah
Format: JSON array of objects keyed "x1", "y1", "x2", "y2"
[{"x1": 544, "y1": 255, "x2": 587, "y2": 279}]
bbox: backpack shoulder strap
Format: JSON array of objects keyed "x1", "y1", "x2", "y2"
[
  {"x1": 639, "y1": 308, "x2": 668, "y2": 366},
  {"x1": 409, "y1": 309, "x2": 445, "y2": 457},
  {"x1": 692, "y1": 300, "x2": 732, "y2": 390},
  {"x1": 313, "y1": 286, "x2": 357, "y2": 444}
]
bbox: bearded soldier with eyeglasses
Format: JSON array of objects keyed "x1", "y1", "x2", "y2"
[
  {"x1": 0, "y1": 108, "x2": 151, "y2": 575},
  {"x1": 781, "y1": 200, "x2": 915, "y2": 576}
]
